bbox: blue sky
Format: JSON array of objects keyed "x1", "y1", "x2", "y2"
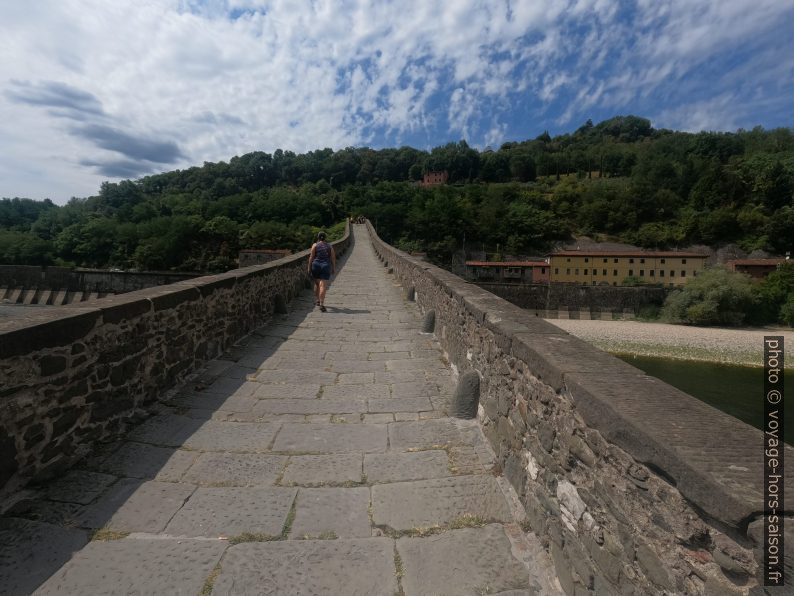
[{"x1": 1, "y1": 0, "x2": 793, "y2": 204}]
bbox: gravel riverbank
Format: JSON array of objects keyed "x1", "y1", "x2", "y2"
[{"x1": 547, "y1": 319, "x2": 794, "y2": 368}]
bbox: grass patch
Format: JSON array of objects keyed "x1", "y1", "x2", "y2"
[
  {"x1": 91, "y1": 528, "x2": 130, "y2": 541},
  {"x1": 379, "y1": 514, "x2": 493, "y2": 539},
  {"x1": 281, "y1": 497, "x2": 297, "y2": 538},
  {"x1": 448, "y1": 514, "x2": 488, "y2": 530},
  {"x1": 393, "y1": 544, "x2": 406, "y2": 596},
  {"x1": 299, "y1": 530, "x2": 338, "y2": 540},
  {"x1": 406, "y1": 444, "x2": 450, "y2": 453},
  {"x1": 228, "y1": 531, "x2": 279, "y2": 544},
  {"x1": 394, "y1": 548, "x2": 405, "y2": 578},
  {"x1": 199, "y1": 563, "x2": 221, "y2": 596}
]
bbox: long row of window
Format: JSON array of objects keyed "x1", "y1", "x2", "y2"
[
  {"x1": 556, "y1": 268, "x2": 693, "y2": 278},
  {"x1": 565, "y1": 257, "x2": 688, "y2": 264}
]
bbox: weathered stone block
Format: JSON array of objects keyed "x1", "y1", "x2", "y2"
[
  {"x1": 38, "y1": 355, "x2": 67, "y2": 377},
  {"x1": 636, "y1": 541, "x2": 675, "y2": 591}
]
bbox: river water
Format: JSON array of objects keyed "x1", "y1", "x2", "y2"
[{"x1": 615, "y1": 354, "x2": 793, "y2": 445}]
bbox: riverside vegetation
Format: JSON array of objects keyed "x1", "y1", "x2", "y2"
[{"x1": 1, "y1": 115, "x2": 793, "y2": 323}]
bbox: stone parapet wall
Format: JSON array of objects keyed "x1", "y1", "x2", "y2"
[
  {"x1": 366, "y1": 221, "x2": 792, "y2": 595},
  {"x1": 0, "y1": 224, "x2": 350, "y2": 495}
]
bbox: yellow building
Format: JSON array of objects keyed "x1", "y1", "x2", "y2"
[{"x1": 549, "y1": 251, "x2": 708, "y2": 287}]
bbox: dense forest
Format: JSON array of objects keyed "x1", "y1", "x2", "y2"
[{"x1": 1, "y1": 116, "x2": 793, "y2": 274}]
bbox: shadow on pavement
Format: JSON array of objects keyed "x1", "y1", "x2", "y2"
[{"x1": 0, "y1": 238, "x2": 357, "y2": 594}]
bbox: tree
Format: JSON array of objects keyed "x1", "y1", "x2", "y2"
[
  {"x1": 780, "y1": 295, "x2": 794, "y2": 327},
  {"x1": 661, "y1": 268, "x2": 756, "y2": 326},
  {"x1": 753, "y1": 262, "x2": 794, "y2": 324}
]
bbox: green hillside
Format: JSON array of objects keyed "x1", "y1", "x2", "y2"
[{"x1": 1, "y1": 116, "x2": 793, "y2": 273}]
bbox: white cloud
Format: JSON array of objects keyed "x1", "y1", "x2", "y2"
[{"x1": 0, "y1": 0, "x2": 792, "y2": 202}]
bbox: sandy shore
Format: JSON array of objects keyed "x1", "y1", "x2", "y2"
[{"x1": 547, "y1": 319, "x2": 794, "y2": 368}]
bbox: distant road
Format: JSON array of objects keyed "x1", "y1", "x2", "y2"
[{"x1": 549, "y1": 318, "x2": 794, "y2": 368}]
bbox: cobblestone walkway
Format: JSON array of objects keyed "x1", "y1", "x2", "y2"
[{"x1": 2, "y1": 225, "x2": 558, "y2": 595}]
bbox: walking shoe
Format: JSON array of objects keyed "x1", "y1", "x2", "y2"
[{"x1": 319, "y1": 304, "x2": 327, "y2": 312}]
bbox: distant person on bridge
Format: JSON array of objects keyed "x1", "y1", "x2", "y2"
[{"x1": 308, "y1": 231, "x2": 336, "y2": 312}]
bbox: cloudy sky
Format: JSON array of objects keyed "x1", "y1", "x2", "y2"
[{"x1": 2, "y1": 0, "x2": 793, "y2": 204}]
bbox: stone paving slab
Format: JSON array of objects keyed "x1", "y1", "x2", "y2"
[
  {"x1": 252, "y1": 397, "x2": 368, "y2": 415},
  {"x1": 253, "y1": 383, "x2": 321, "y2": 399},
  {"x1": 34, "y1": 538, "x2": 227, "y2": 596},
  {"x1": 44, "y1": 470, "x2": 117, "y2": 505},
  {"x1": 364, "y1": 450, "x2": 450, "y2": 483},
  {"x1": 7, "y1": 499, "x2": 84, "y2": 527},
  {"x1": 272, "y1": 423, "x2": 387, "y2": 453},
  {"x1": 371, "y1": 475, "x2": 512, "y2": 530},
  {"x1": 126, "y1": 414, "x2": 203, "y2": 446},
  {"x1": 181, "y1": 452, "x2": 287, "y2": 487},
  {"x1": 386, "y1": 357, "x2": 447, "y2": 372},
  {"x1": 217, "y1": 363, "x2": 258, "y2": 380},
  {"x1": 391, "y1": 381, "x2": 441, "y2": 398},
  {"x1": 182, "y1": 421, "x2": 280, "y2": 452},
  {"x1": 448, "y1": 445, "x2": 487, "y2": 475},
  {"x1": 254, "y1": 369, "x2": 338, "y2": 385},
  {"x1": 369, "y1": 351, "x2": 410, "y2": 360},
  {"x1": 326, "y1": 360, "x2": 386, "y2": 373},
  {"x1": 322, "y1": 352, "x2": 369, "y2": 362},
  {"x1": 363, "y1": 413, "x2": 395, "y2": 424},
  {"x1": 388, "y1": 419, "x2": 477, "y2": 450},
  {"x1": 95, "y1": 443, "x2": 199, "y2": 480},
  {"x1": 257, "y1": 358, "x2": 331, "y2": 372},
  {"x1": 290, "y1": 487, "x2": 371, "y2": 538},
  {"x1": 280, "y1": 454, "x2": 363, "y2": 486},
  {"x1": 0, "y1": 518, "x2": 88, "y2": 596},
  {"x1": 337, "y1": 372, "x2": 375, "y2": 384},
  {"x1": 397, "y1": 525, "x2": 531, "y2": 596},
  {"x1": 195, "y1": 358, "x2": 236, "y2": 381},
  {"x1": 368, "y1": 397, "x2": 433, "y2": 413},
  {"x1": 167, "y1": 391, "x2": 257, "y2": 413},
  {"x1": 374, "y1": 370, "x2": 428, "y2": 384},
  {"x1": 76, "y1": 479, "x2": 196, "y2": 532},
  {"x1": 212, "y1": 539, "x2": 398, "y2": 596},
  {"x1": 321, "y1": 383, "x2": 390, "y2": 400},
  {"x1": 164, "y1": 487, "x2": 297, "y2": 538},
  {"x1": 202, "y1": 376, "x2": 260, "y2": 396}
]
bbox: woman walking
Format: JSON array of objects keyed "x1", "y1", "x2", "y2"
[{"x1": 308, "y1": 231, "x2": 336, "y2": 312}]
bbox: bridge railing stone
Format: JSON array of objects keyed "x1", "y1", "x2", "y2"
[
  {"x1": 365, "y1": 221, "x2": 792, "y2": 595},
  {"x1": 0, "y1": 223, "x2": 350, "y2": 496}
]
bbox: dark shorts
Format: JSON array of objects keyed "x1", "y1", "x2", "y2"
[{"x1": 311, "y1": 261, "x2": 331, "y2": 280}]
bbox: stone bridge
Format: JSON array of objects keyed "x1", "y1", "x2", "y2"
[{"x1": 0, "y1": 223, "x2": 791, "y2": 595}]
